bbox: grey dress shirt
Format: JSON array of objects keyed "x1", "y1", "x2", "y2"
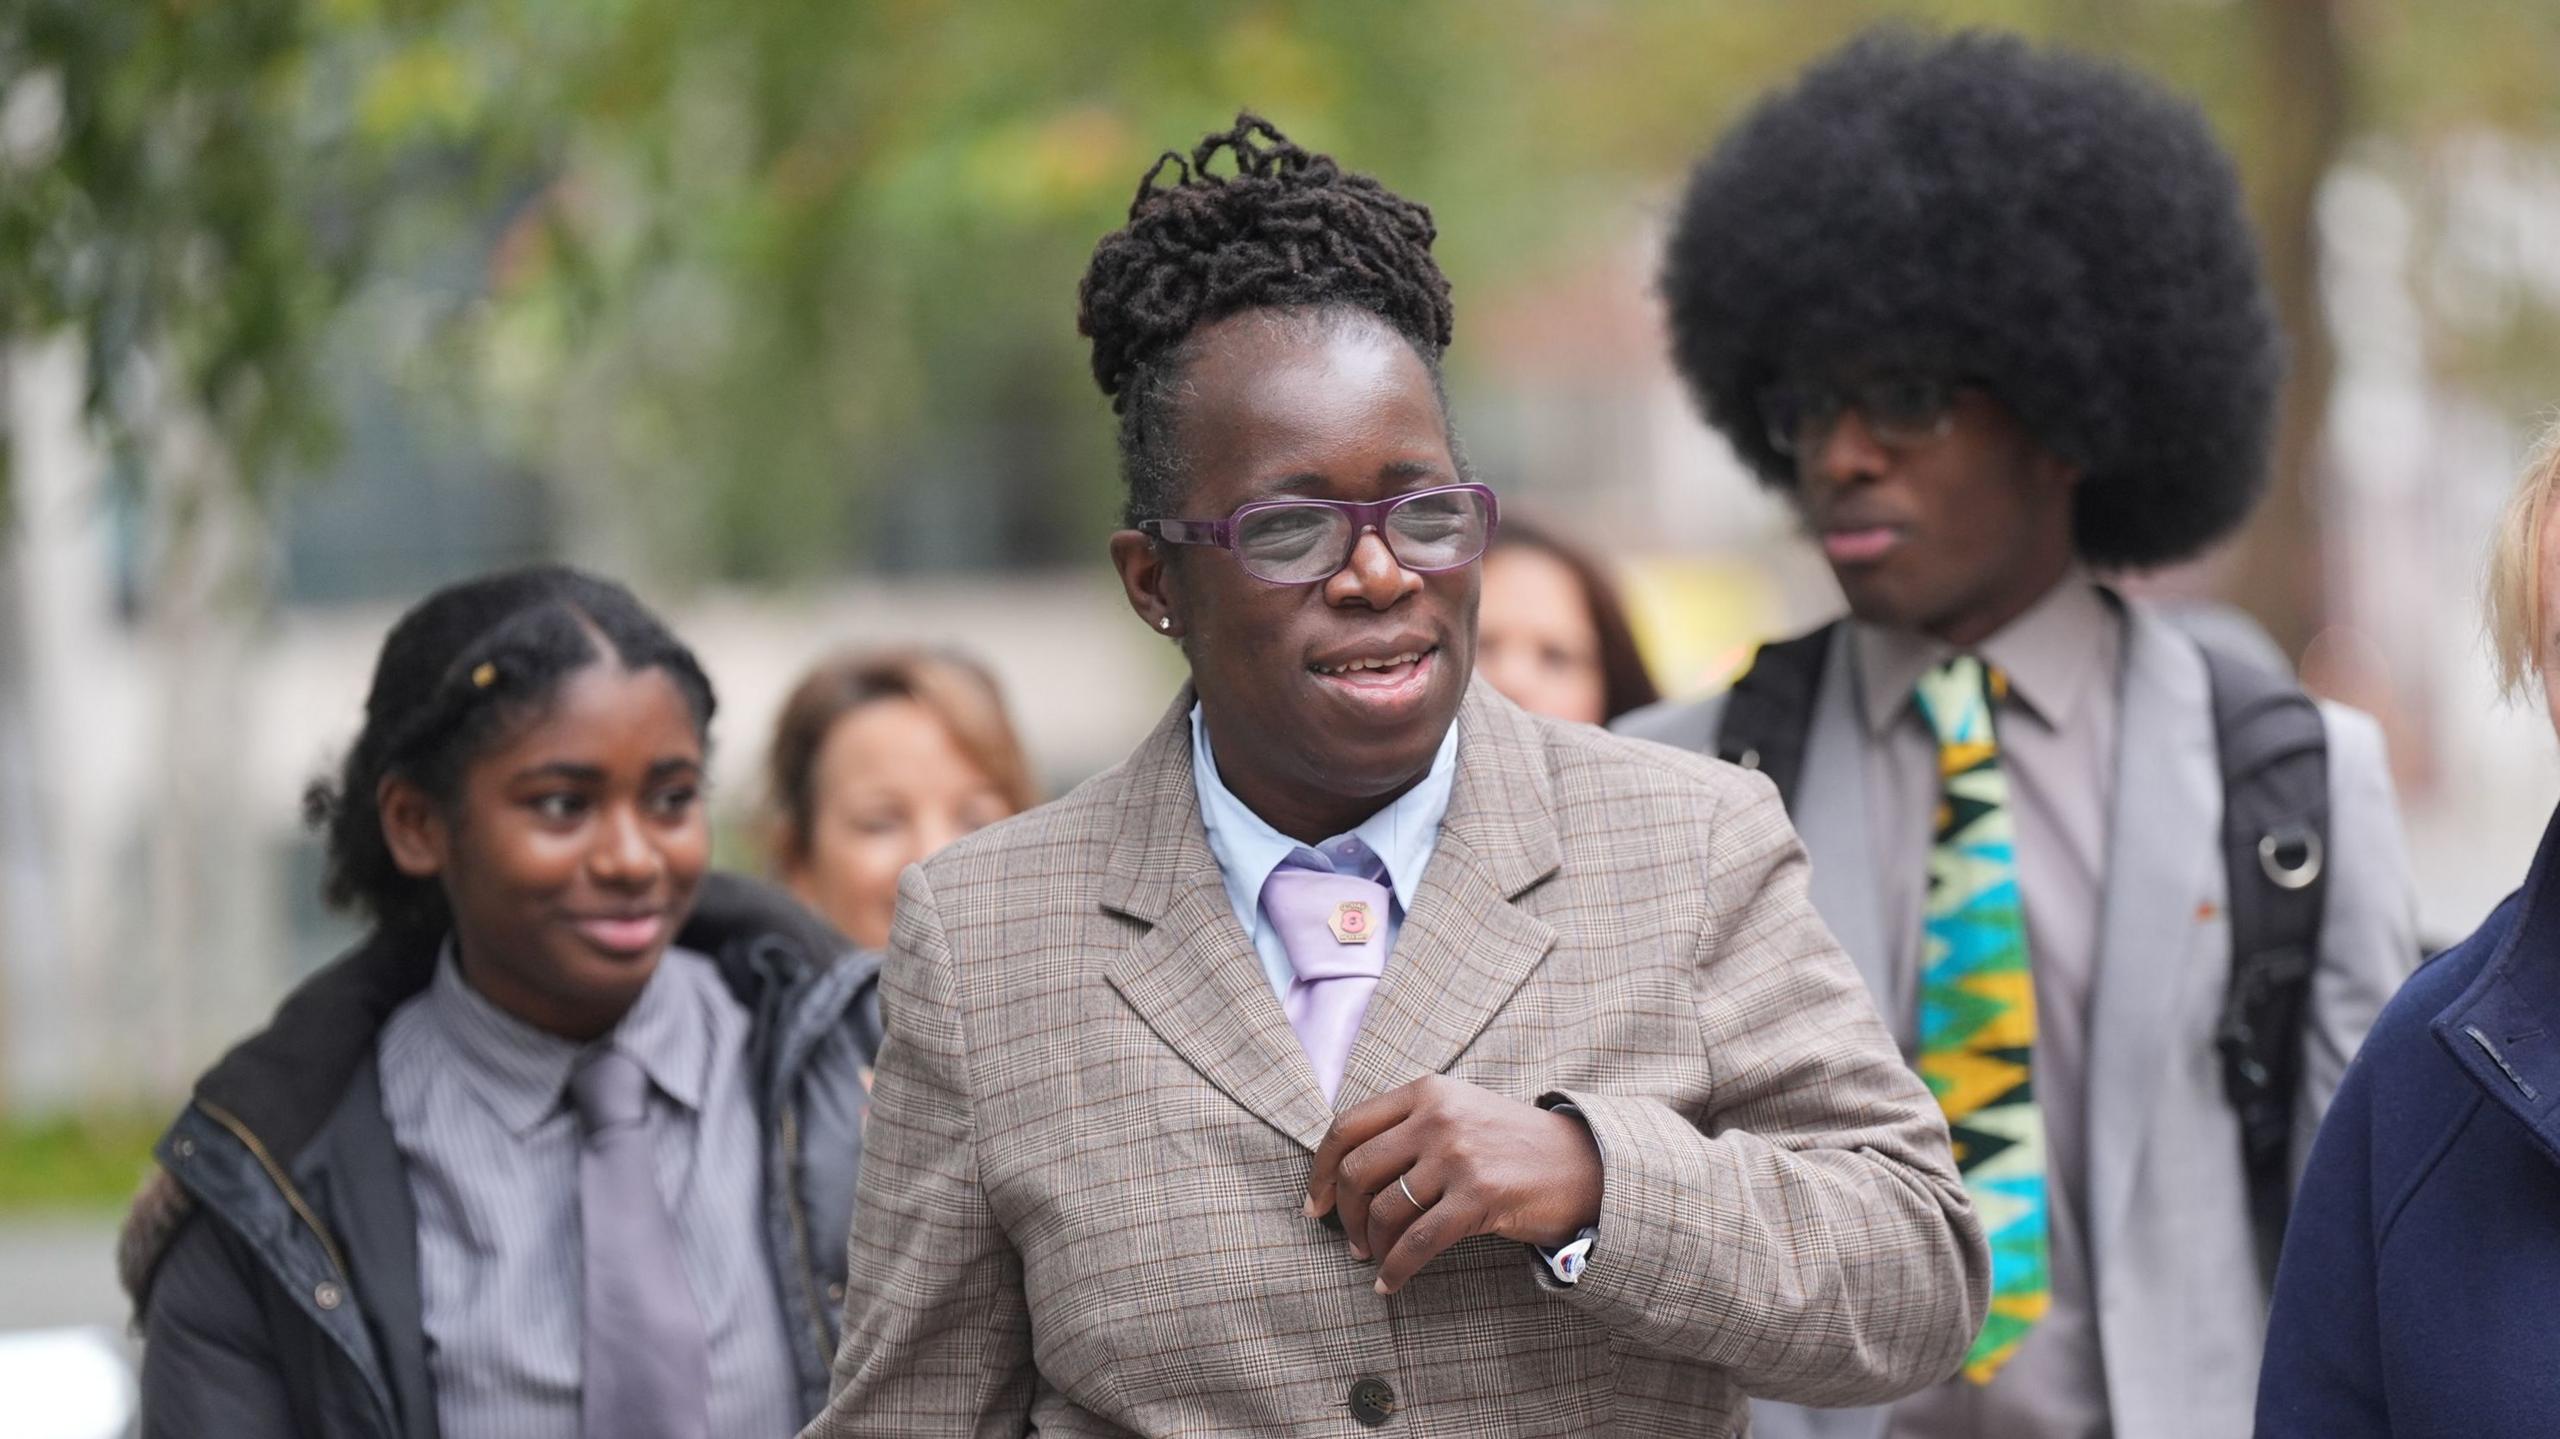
[
  {"x1": 1853, "y1": 575, "x2": 2121, "y2": 1439},
  {"x1": 378, "y1": 947, "x2": 804, "y2": 1439}
]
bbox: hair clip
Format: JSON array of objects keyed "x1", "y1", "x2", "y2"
[{"x1": 471, "y1": 662, "x2": 498, "y2": 689}]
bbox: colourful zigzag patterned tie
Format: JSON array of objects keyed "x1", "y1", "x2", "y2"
[{"x1": 1913, "y1": 656, "x2": 2049, "y2": 1384}]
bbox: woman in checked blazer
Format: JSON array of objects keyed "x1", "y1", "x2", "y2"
[{"x1": 800, "y1": 116, "x2": 1986, "y2": 1438}]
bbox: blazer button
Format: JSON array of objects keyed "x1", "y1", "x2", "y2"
[
  {"x1": 313, "y1": 1281, "x2": 343, "y2": 1311},
  {"x1": 1348, "y1": 1375, "x2": 1396, "y2": 1427}
]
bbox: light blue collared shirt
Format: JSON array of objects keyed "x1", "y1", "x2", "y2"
[{"x1": 1188, "y1": 702, "x2": 1458, "y2": 1001}]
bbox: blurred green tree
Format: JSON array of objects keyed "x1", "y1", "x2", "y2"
[{"x1": 0, "y1": 0, "x2": 390, "y2": 513}]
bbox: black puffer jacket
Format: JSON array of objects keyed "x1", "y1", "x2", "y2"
[{"x1": 118, "y1": 873, "x2": 882, "y2": 1439}]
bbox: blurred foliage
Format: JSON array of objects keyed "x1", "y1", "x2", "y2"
[
  {"x1": 4, "y1": 0, "x2": 2558, "y2": 577},
  {"x1": 0, "y1": 0, "x2": 388, "y2": 516},
  {"x1": 0, "y1": 1110, "x2": 160, "y2": 1213}
]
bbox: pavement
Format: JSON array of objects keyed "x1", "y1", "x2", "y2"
[
  {"x1": 0, "y1": 1214, "x2": 128, "y2": 1331},
  {"x1": 0, "y1": 1215, "x2": 138, "y2": 1439}
]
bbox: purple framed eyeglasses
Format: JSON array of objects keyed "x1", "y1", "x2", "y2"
[{"x1": 1139, "y1": 483, "x2": 1500, "y2": 586}]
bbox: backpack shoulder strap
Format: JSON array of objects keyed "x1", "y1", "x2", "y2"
[
  {"x1": 1710, "y1": 621, "x2": 1840, "y2": 813},
  {"x1": 2197, "y1": 639, "x2": 2331, "y2": 1291}
]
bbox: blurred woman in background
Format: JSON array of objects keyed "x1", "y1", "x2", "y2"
[
  {"x1": 1473, "y1": 517, "x2": 1660, "y2": 725},
  {"x1": 766, "y1": 648, "x2": 1037, "y2": 951},
  {"x1": 2255, "y1": 425, "x2": 2560, "y2": 1436}
]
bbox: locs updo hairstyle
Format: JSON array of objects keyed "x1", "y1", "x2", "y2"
[
  {"x1": 1661, "y1": 27, "x2": 2283, "y2": 569},
  {"x1": 304, "y1": 565, "x2": 718, "y2": 937},
  {"x1": 1077, "y1": 113, "x2": 1460, "y2": 527}
]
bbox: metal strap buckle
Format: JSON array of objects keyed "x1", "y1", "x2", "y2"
[{"x1": 2257, "y1": 827, "x2": 2324, "y2": 891}]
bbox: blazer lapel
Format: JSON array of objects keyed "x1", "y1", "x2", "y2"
[
  {"x1": 1100, "y1": 693, "x2": 1336, "y2": 1152},
  {"x1": 2085, "y1": 608, "x2": 2221, "y2": 1258},
  {"x1": 1336, "y1": 682, "x2": 1561, "y2": 1109}
]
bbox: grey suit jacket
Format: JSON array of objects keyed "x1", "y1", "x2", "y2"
[
  {"x1": 1615, "y1": 603, "x2": 2418, "y2": 1439},
  {"x1": 805, "y1": 680, "x2": 1988, "y2": 1437}
]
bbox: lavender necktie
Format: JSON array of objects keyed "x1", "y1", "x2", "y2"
[
  {"x1": 569, "y1": 1047, "x2": 709, "y2": 1439},
  {"x1": 1261, "y1": 855, "x2": 1393, "y2": 1103}
]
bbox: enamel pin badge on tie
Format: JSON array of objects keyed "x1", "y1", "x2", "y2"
[{"x1": 1328, "y1": 901, "x2": 1373, "y2": 944}]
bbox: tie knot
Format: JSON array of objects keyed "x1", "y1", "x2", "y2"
[
  {"x1": 1261, "y1": 863, "x2": 1392, "y2": 982},
  {"x1": 1310, "y1": 835, "x2": 1390, "y2": 885},
  {"x1": 1913, "y1": 655, "x2": 2005, "y2": 746},
  {"x1": 569, "y1": 1047, "x2": 651, "y2": 1134}
]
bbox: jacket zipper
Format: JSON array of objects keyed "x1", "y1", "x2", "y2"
[
  {"x1": 196, "y1": 1098, "x2": 406, "y2": 1439},
  {"x1": 197, "y1": 1098, "x2": 352, "y2": 1282},
  {"x1": 777, "y1": 1099, "x2": 836, "y2": 1373}
]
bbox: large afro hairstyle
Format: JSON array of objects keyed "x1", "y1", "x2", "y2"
[{"x1": 1660, "y1": 27, "x2": 2283, "y2": 569}]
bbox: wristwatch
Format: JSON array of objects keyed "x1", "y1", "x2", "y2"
[
  {"x1": 1535, "y1": 1098, "x2": 1600, "y2": 1284},
  {"x1": 1543, "y1": 1226, "x2": 1599, "y2": 1285}
]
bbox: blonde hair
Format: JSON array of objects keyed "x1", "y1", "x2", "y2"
[
  {"x1": 2488, "y1": 420, "x2": 2560, "y2": 701},
  {"x1": 764, "y1": 648, "x2": 1038, "y2": 866}
]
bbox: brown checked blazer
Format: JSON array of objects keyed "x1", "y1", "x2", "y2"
[{"x1": 803, "y1": 681, "x2": 1987, "y2": 1437}]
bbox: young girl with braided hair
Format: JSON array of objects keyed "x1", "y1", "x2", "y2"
[{"x1": 124, "y1": 565, "x2": 880, "y2": 1439}]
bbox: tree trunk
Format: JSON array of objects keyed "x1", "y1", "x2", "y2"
[
  {"x1": 137, "y1": 376, "x2": 270, "y2": 1102},
  {"x1": 2223, "y1": 0, "x2": 2353, "y2": 664},
  {"x1": 3, "y1": 333, "x2": 118, "y2": 1113},
  {"x1": 0, "y1": 347, "x2": 15, "y2": 1115}
]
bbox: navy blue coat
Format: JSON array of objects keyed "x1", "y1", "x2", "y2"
[{"x1": 2257, "y1": 807, "x2": 2560, "y2": 1437}]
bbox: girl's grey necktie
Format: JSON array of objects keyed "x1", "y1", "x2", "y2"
[{"x1": 570, "y1": 1046, "x2": 710, "y2": 1439}]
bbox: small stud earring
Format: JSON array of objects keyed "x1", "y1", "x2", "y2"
[{"x1": 1159, "y1": 616, "x2": 1173, "y2": 632}]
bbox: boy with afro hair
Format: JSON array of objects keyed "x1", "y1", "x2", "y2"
[{"x1": 1618, "y1": 28, "x2": 2417, "y2": 1439}]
